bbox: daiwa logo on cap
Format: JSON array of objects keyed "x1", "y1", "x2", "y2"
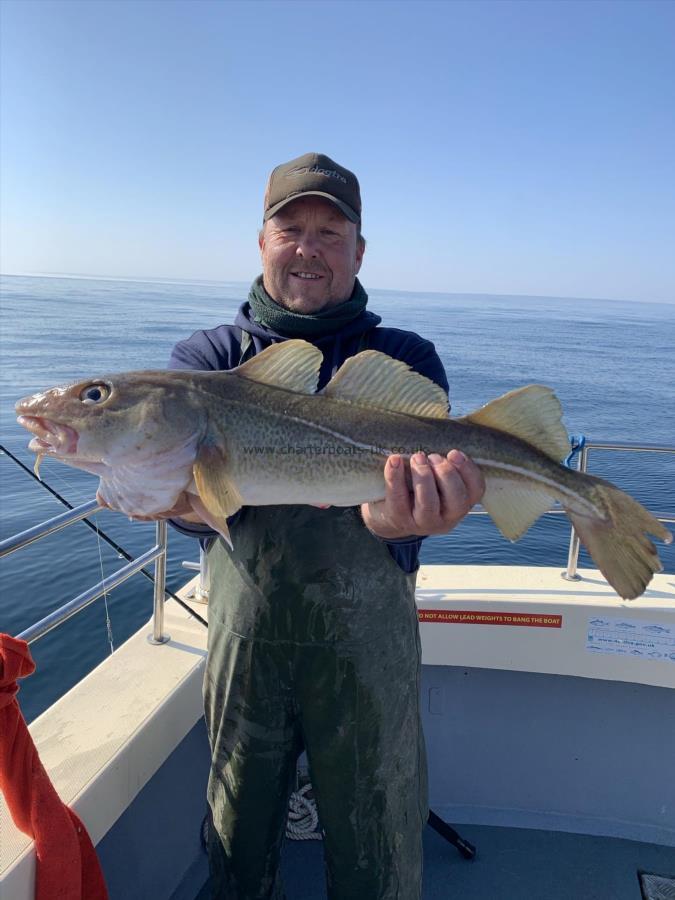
[
  {"x1": 286, "y1": 165, "x2": 348, "y2": 185},
  {"x1": 263, "y1": 152, "x2": 361, "y2": 222}
]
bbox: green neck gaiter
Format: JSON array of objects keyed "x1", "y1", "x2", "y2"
[{"x1": 248, "y1": 275, "x2": 368, "y2": 338}]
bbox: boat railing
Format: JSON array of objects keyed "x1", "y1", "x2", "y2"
[
  {"x1": 181, "y1": 550, "x2": 210, "y2": 602},
  {"x1": 2, "y1": 439, "x2": 673, "y2": 648},
  {"x1": 0, "y1": 503, "x2": 169, "y2": 646}
]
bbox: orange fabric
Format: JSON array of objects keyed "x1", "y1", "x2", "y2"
[{"x1": 0, "y1": 633, "x2": 108, "y2": 899}]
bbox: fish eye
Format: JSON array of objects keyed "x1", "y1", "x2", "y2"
[{"x1": 79, "y1": 383, "x2": 111, "y2": 405}]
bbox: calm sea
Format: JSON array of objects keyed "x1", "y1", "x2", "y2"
[{"x1": 1, "y1": 274, "x2": 674, "y2": 721}]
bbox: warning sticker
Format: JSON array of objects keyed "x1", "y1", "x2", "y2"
[
  {"x1": 418, "y1": 609, "x2": 562, "y2": 628},
  {"x1": 586, "y1": 617, "x2": 675, "y2": 661}
]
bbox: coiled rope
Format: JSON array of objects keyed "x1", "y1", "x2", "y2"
[{"x1": 285, "y1": 783, "x2": 323, "y2": 841}]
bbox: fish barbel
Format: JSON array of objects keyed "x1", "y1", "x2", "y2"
[{"x1": 15, "y1": 340, "x2": 672, "y2": 600}]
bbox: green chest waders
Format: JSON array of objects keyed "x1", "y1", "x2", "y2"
[{"x1": 204, "y1": 505, "x2": 428, "y2": 900}]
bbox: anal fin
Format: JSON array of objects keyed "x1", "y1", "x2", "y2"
[{"x1": 481, "y1": 475, "x2": 554, "y2": 541}]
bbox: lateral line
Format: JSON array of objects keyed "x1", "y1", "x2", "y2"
[
  {"x1": 254, "y1": 410, "x2": 603, "y2": 521},
  {"x1": 279, "y1": 413, "x2": 392, "y2": 456},
  {"x1": 473, "y1": 458, "x2": 602, "y2": 517}
]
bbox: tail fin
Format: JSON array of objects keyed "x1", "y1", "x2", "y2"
[{"x1": 566, "y1": 478, "x2": 672, "y2": 600}]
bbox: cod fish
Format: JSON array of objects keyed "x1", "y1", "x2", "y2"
[{"x1": 15, "y1": 340, "x2": 672, "y2": 600}]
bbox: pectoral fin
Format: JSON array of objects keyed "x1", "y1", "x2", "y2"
[
  {"x1": 188, "y1": 493, "x2": 234, "y2": 549},
  {"x1": 192, "y1": 444, "x2": 243, "y2": 548}
]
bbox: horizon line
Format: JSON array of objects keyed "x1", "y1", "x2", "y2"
[{"x1": 1, "y1": 270, "x2": 673, "y2": 308}]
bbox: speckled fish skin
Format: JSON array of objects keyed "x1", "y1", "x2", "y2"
[{"x1": 15, "y1": 344, "x2": 672, "y2": 599}]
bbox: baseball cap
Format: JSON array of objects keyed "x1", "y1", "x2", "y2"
[{"x1": 263, "y1": 152, "x2": 361, "y2": 223}]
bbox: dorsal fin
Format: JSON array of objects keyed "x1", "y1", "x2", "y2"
[
  {"x1": 234, "y1": 340, "x2": 322, "y2": 394},
  {"x1": 322, "y1": 350, "x2": 449, "y2": 419},
  {"x1": 460, "y1": 384, "x2": 569, "y2": 462}
]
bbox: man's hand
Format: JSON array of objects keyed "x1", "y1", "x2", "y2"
[
  {"x1": 95, "y1": 489, "x2": 206, "y2": 524},
  {"x1": 360, "y1": 450, "x2": 485, "y2": 540}
]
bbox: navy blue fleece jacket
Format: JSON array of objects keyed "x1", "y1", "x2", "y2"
[{"x1": 168, "y1": 300, "x2": 449, "y2": 573}]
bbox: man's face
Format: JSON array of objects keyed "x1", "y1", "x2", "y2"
[{"x1": 259, "y1": 196, "x2": 364, "y2": 313}]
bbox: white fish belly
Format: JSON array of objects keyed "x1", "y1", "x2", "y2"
[
  {"x1": 234, "y1": 456, "x2": 387, "y2": 507},
  {"x1": 97, "y1": 451, "x2": 197, "y2": 517}
]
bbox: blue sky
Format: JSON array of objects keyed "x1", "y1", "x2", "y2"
[{"x1": 1, "y1": 0, "x2": 674, "y2": 302}]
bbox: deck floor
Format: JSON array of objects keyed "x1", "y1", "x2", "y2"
[
  {"x1": 277, "y1": 823, "x2": 675, "y2": 900},
  {"x1": 194, "y1": 823, "x2": 675, "y2": 898}
]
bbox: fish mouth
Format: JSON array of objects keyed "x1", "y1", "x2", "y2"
[{"x1": 16, "y1": 415, "x2": 79, "y2": 457}]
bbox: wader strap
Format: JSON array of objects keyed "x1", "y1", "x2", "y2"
[{"x1": 238, "y1": 329, "x2": 254, "y2": 366}]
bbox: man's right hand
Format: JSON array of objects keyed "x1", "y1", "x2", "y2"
[{"x1": 361, "y1": 450, "x2": 485, "y2": 540}]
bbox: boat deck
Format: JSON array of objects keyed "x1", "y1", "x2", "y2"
[
  {"x1": 192, "y1": 822, "x2": 675, "y2": 899},
  {"x1": 2, "y1": 567, "x2": 673, "y2": 900}
]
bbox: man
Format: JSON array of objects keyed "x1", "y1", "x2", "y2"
[{"x1": 168, "y1": 153, "x2": 484, "y2": 899}]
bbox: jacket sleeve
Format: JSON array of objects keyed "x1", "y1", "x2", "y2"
[
  {"x1": 381, "y1": 332, "x2": 449, "y2": 395},
  {"x1": 169, "y1": 339, "x2": 212, "y2": 372},
  {"x1": 403, "y1": 339, "x2": 449, "y2": 395},
  {"x1": 168, "y1": 325, "x2": 241, "y2": 372}
]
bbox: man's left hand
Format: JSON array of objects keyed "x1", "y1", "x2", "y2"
[{"x1": 360, "y1": 450, "x2": 485, "y2": 540}]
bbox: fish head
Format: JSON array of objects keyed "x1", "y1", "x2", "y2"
[{"x1": 15, "y1": 371, "x2": 206, "y2": 473}]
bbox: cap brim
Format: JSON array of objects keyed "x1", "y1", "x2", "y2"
[{"x1": 264, "y1": 191, "x2": 360, "y2": 224}]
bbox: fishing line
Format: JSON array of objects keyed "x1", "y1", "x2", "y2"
[
  {"x1": 94, "y1": 519, "x2": 115, "y2": 655},
  {"x1": 39, "y1": 463, "x2": 93, "y2": 507},
  {"x1": 40, "y1": 460, "x2": 117, "y2": 654},
  {"x1": 1, "y1": 443, "x2": 208, "y2": 629},
  {"x1": 45, "y1": 452, "x2": 119, "y2": 654}
]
